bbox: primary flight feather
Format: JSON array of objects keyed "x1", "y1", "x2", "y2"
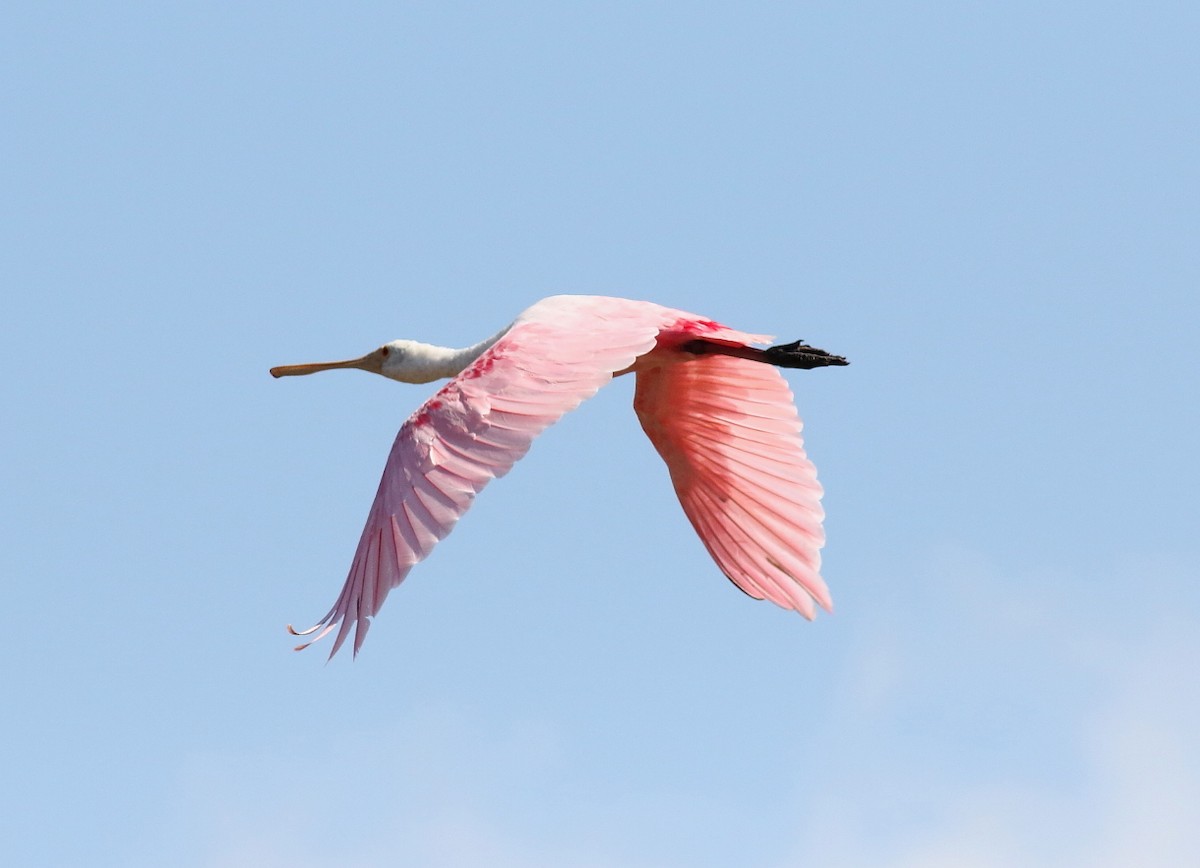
[{"x1": 271, "y1": 295, "x2": 847, "y2": 658}]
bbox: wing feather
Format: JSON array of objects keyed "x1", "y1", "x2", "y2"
[
  {"x1": 293, "y1": 297, "x2": 677, "y2": 657},
  {"x1": 634, "y1": 353, "x2": 831, "y2": 616},
  {"x1": 686, "y1": 484, "x2": 816, "y2": 616}
]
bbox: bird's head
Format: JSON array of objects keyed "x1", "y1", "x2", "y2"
[{"x1": 270, "y1": 340, "x2": 449, "y2": 384}]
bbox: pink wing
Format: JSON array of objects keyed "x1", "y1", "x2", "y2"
[
  {"x1": 633, "y1": 350, "x2": 831, "y2": 618},
  {"x1": 292, "y1": 297, "x2": 678, "y2": 658}
]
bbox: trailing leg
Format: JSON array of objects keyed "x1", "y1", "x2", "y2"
[{"x1": 681, "y1": 338, "x2": 848, "y2": 369}]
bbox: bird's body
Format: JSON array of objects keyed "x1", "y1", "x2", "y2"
[{"x1": 271, "y1": 295, "x2": 847, "y2": 658}]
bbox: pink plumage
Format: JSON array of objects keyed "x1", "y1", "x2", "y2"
[{"x1": 272, "y1": 295, "x2": 846, "y2": 658}]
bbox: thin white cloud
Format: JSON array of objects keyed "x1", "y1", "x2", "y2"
[
  {"x1": 149, "y1": 549, "x2": 1199, "y2": 868},
  {"x1": 783, "y1": 548, "x2": 1200, "y2": 868}
]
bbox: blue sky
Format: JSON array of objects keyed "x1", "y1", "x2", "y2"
[{"x1": 3, "y1": 3, "x2": 1198, "y2": 866}]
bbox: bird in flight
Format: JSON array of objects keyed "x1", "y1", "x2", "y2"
[{"x1": 271, "y1": 295, "x2": 847, "y2": 658}]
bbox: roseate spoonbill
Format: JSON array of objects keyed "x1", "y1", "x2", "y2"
[{"x1": 271, "y1": 295, "x2": 847, "y2": 658}]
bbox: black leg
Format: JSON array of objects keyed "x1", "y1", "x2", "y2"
[{"x1": 763, "y1": 340, "x2": 849, "y2": 370}]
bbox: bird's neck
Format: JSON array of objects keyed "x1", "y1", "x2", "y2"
[
  {"x1": 409, "y1": 329, "x2": 508, "y2": 382},
  {"x1": 438, "y1": 338, "x2": 498, "y2": 376}
]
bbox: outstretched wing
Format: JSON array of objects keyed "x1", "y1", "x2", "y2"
[
  {"x1": 633, "y1": 352, "x2": 831, "y2": 617},
  {"x1": 292, "y1": 297, "x2": 674, "y2": 658}
]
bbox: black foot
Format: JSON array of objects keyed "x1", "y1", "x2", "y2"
[{"x1": 763, "y1": 340, "x2": 849, "y2": 369}]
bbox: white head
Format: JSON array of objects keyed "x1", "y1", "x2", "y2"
[{"x1": 270, "y1": 339, "x2": 457, "y2": 384}]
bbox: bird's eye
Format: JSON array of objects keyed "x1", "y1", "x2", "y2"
[{"x1": 381, "y1": 346, "x2": 390, "y2": 357}]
